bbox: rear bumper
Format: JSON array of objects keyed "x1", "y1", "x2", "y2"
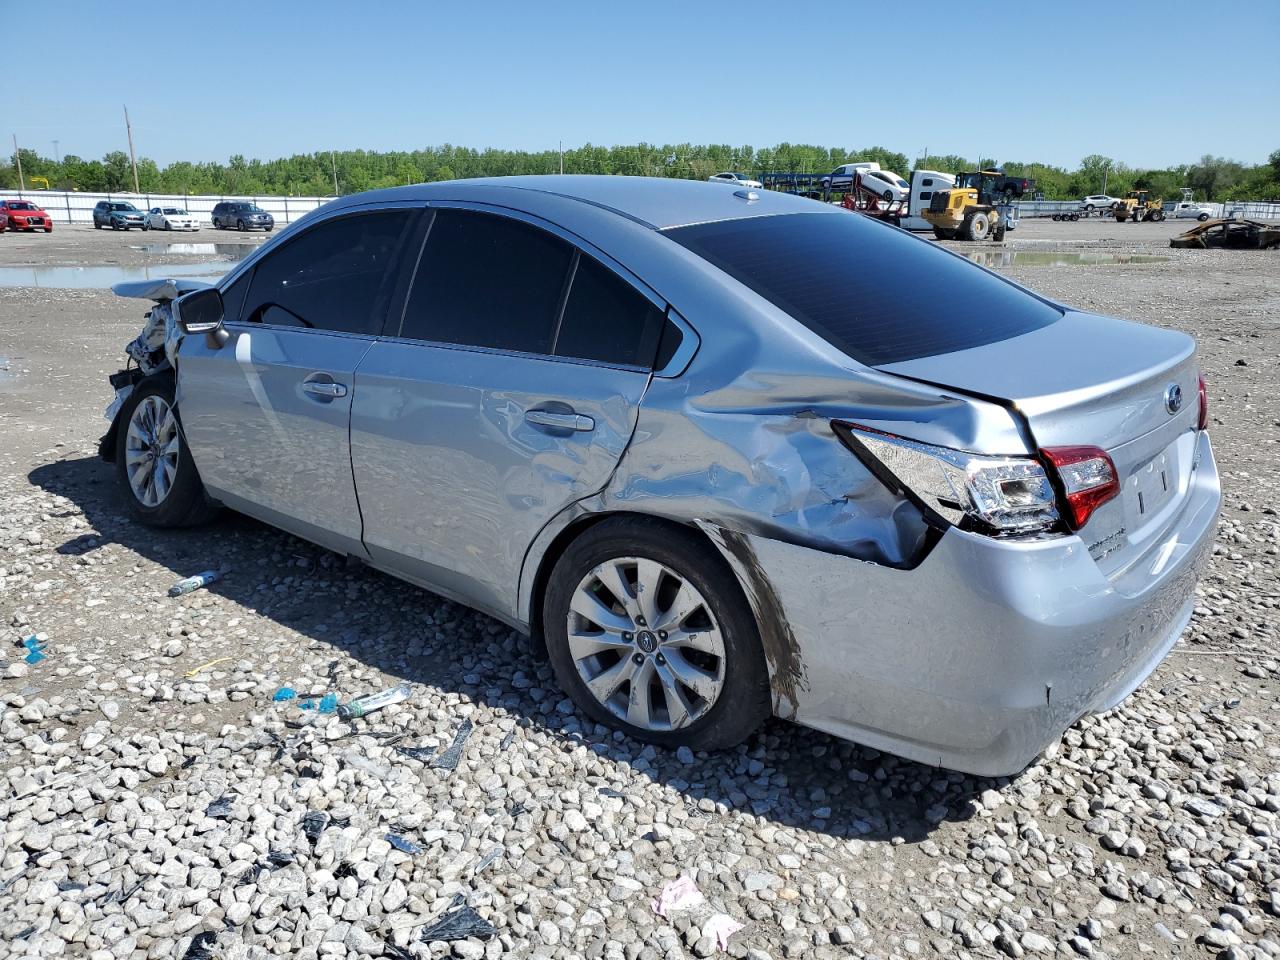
[{"x1": 731, "y1": 431, "x2": 1220, "y2": 777}]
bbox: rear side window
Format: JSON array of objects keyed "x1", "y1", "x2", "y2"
[
  {"x1": 401, "y1": 210, "x2": 572, "y2": 355},
  {"x1": 665, "y1": 213, "x2": 1061, "y2": 366},
  {"x1": 240, "y1": 209, "x2": 411, "y2": 335},
  {"x1": 555, "y1": 254, "x2": 663, "y2": 366}
]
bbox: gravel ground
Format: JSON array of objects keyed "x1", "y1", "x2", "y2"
[{"x1": 1, "y1": 224, "x2": 1278, "y2": 960}]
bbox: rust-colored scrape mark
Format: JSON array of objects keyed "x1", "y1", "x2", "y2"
[{"x1": 716, "y1": 529, "x2": 808, "y2": 720}]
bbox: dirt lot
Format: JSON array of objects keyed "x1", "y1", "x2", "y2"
[{"x1": 1, "y1": 222, "x2": 1278, "y2": 960}]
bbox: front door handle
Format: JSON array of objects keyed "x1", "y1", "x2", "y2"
[
  {"x1": 524, "y1": 409, "x2": 595, "y2": 432},
  {"x1": 302, "y1": 379, "x2": 348, "y2": 399}
]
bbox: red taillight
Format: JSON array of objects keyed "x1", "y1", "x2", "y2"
[
  {"x1": 1197, "y1": 374, "x2": 1208, "y2": 431},
  {"x1": 1040, "y1": 445, "x2": 1119, "y2": 531}
]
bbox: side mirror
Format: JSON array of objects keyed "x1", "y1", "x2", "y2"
[{"x1": 174, "y1": 287, "x2": 228, "y2": 348}]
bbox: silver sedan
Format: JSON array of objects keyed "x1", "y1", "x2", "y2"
[{"x1": 102, "y1": 176, "x2": 1221, "y2": 776}]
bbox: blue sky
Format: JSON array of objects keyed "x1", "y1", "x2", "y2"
[{"x1": 5, "y1": 0, "x2": 1277, "y2": 170}]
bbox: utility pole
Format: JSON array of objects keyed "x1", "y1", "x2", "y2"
[
  {"x1": 12, "y1": 134, "x2": 25, "y2": 191},
  {"x1": 559, "y1": 141, "x2": 563, "y2": 175},
  {"x1": 52, "y1": 139, "x2": 60, "y2": 165},
  {"x1": 123, "y1": 105, "x2": 140, "y2": 193},
  {"x1": 1101, "y1": 162, "x2": 1110, "y2": 195},
  {"x1": 330, "y1": 150, "x2": 339, "y2": 195}
]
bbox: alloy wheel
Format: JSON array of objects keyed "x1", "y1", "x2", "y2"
[
  {"x1": 124, "y1": 395, "x2": 180, "y2": 507},
  {"x1": 567, "y1": 557, "x2": 726, "y2": 731}
]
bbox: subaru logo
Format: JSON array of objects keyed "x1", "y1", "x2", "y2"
[{"x1": 1164, "y1": 383, "x2": 1183, "y2": 415}]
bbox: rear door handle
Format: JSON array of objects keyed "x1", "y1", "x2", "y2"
[
  {"x1": 524, "y1": 409, "x2": 595, "y2": 432},
  {"x1": 302, "y1": 379, "x2": 348, "y2": 399}
]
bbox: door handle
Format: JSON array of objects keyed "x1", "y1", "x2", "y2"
[
  {"x1": 302, "y1": 380, "x2": 348, "y2": 399},
  {"x1": 524, "y1": 409, "x2": 595, "y2": 432}
]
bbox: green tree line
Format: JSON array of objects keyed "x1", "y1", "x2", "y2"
[{"x1": 3, "y1": 143, "x2": 1278, "y2": 202}]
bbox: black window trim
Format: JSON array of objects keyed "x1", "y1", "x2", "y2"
[
  {"x1": 383, "y1": 200, "x2": 670, "y2": 373},
  {"x1": 219, "y1": 200, "x2": 425, "y2": 338}
]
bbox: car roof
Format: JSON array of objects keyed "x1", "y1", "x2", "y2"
[{"x1": 322, "y1": 175, "x2": 831, "y2": 230}]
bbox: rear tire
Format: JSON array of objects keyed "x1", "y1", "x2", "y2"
[
  {"x1": 932, "y1": 227, "x2": 951, "y2": 240},
  {"x1": 543, "y1": 517, "x2": 771, "y2": 752},
  {"x1": 115, "y1": 378, "x2": 218, "y2": 528},
  {"x1": 95, "y1": 221, "x2": 103, "y2": 229}
]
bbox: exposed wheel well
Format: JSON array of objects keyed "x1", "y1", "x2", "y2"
[{"x1": 525, "y1": 511, "x2": 729, "y2": 659}]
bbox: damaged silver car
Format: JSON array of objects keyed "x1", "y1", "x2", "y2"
[{"x1": 101, "y1": 177, "x2": 1221, "y2": 776}]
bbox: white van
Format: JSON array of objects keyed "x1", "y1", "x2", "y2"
[{"x1": 821, "y1": 162, "x2": 881, "y2": 191}]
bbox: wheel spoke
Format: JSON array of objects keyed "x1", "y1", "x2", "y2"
[
  {"x1": 567, "y1": 629, "x2": 634, "y2": 660},
  {"x1": 585, "y1": 655, "x2": 634, "y2": 702},
  {"x1": 569, "y1": 589, "x2": 633, "y2": 634},
  {"x1": 663, "y1": 649, "x2": 722, "y2": 703},
  {"x1": 654, "y1": 660, "x2": 695, "y2": 729},
  {"x1": 593, "y1": 561, "x2": 639, "y2": 620},
  {"x1": 662, "y1": 626, "x2": 720, "y2": 655},
  {"x1": 625, "y1": 658, "x2": 655, "y2": 728},
  {"x1": 633, "y1": 559, "x2": 666, "y2": 627},
  {"x1": 653, "y1": 581, "x2": 705, "y2": 632}
]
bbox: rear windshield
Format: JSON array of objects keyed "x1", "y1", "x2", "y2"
[{"x1": 665, "y1": 212, "x2": 1061, "y2": 366}]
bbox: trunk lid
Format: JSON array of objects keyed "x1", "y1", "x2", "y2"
[{"x1": 877, "y1": 310, "x2": 1202, "y2": 578}]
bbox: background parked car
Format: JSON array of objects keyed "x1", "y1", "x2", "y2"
[
  {"x1": 0, "y1": 207, "x2": 6, "y2": 233},
  {"x1": 1, "y1": 199, "x2": 53, "y2": 232},
  {"x1": 707, "y1": 172, "x2": 763, "y2": 189},
  {"x1": 211, "y1": 202, "x2": 274, "y2": 231},
  {"x1": 860, "y1": 169, "x2": 910, "y2": 202},
  {"x1": 1080, "y1": 195, "x2": 1119, "y2": 213},
  {"x1": 1171, "y1": 200, "x2": 1215, "y2": 221},
  {"x1": 146, "y1": 207, "x2": 201, "y2": 231},
  {"x1": 93, "y1": 200, "x2": 147, "y2": 230}
]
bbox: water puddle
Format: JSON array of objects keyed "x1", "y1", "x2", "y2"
[
  {"x1": 0, "y1": 258, "x2": 246, "y2": 289},
  {"x1": 131, "y1": 242, "x2": 258, "y2": 257},
  {"x1": 966, "y1": 250, "x2": 1171, "y2": 269}
]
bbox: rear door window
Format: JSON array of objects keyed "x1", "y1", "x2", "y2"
[
  {"x1": 400, "y1": 210, "x2": 572, "y2": 355},
  {"x1": 554, "y1": 254, "x2": 663, "y2": 366},
  {"x1": 665, "y1": 212, "x2": 1061, "y2": 366},
  {"x1": 239, "y1": 209, "x2": 412, "y2": 335},
  {"x1": 400, "y1": 209, "x2": 664, "y2": 367}
]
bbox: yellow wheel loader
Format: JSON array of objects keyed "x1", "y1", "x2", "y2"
[
  {"x1": 921, "y1": 170, "x2": 1014, "y2": 241},
  {"x1": 1114, "y1": 190, "x2": 1166, "y2": 223}
]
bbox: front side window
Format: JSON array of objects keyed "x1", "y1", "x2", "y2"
[
  {"x1": 239, "y1": 209, "x2": 411, "y2": 335},
  {"x1": 400, "y1": 209, "x2": 661, "y2": 367},
  {"x1": 666, "y1": 212, "x2": 1061, "y2": 367}
]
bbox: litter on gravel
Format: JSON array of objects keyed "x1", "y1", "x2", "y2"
[{"x1": 652, "y1": 875, "x2": 704, "y2": 917}]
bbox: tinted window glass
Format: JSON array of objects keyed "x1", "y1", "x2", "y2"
[
  {"x1": 555, "y1": 255, "x2": 661, "y2": 366},
  {"x1": 241, "y1": 210, "x2": 410, "y2": 335},
  {"x1": 401, "y1": 210, "x2": 572, "y2": 354},
  {"x1": 666, "y1": 213, "x2": 1061, "y2": 366},
  {"x1": 221, "y1": 269, "x2": 253, "y2": 322}
]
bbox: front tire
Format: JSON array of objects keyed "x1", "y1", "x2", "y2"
[
  {"x1": 543, "y1": 517, "x2": 771, "y2": 752},
  {"x1": 236, "y1": 219, "x2": 246, "y2": 231},
  {"x1": 965, "y1": 212, "x2": 991, "y2": 241},
  {"x1": 116, "y1": 378, "x2": 216, "y2": 528}
]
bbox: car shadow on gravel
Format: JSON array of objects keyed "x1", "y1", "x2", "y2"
[{"x1": 31, "y1": 454, "x2": 1006, "y2": 844}]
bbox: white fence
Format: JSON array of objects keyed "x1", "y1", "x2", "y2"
[
  {"x1": 1014, "y1": 198, "x2": 1280, "y2": 221},
  {"x1": 0, "y1": 189, "x2": 333, "y2": 226}
]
